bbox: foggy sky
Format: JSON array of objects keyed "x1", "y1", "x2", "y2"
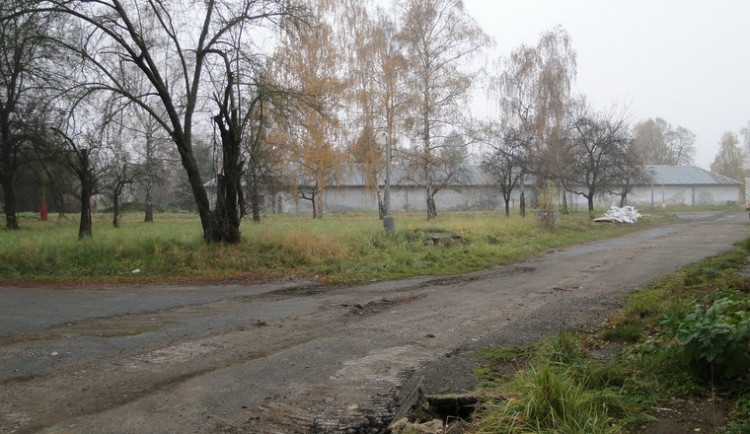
[{"x1": 464, "y1": 0, "x2": 750, "y2": 169}]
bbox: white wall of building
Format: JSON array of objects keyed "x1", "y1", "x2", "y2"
[
  {"x1": 627, "y1": 184, "x2": 740, "y2": 207},
  {"x1": 321, "y1": 185, "x2": 523, "y2": 212},
  {"x1": 207, "y1": 170, "x2": 741, "y2": 215},
  {"x1": 264, "y1": 182, "x2": 740, "y2": 215}
]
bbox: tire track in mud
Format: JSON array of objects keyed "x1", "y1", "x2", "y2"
[{"x1": 1, "y1": 273, "x2": 462, "y2": 433}]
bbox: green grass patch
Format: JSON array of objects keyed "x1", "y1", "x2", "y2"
[
  {"x1": 472, "y1": 334, "x2": 642, "y2": 433},
  {"x1": 600, "y1": 322, "x2": 644, "y2": 343},
  {"x1": 0, "y1": 209, "x2": 673, "y2": 285}
]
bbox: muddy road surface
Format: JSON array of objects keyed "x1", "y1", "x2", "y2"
[{"x1": 2, "y1": 211, "x2": 749, "y2": 433}]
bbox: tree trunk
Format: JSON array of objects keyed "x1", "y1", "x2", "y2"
[
  {"x1": 587, "y1": 194, "x2": 595, "y2": 218},
  {"x1": 78, "y1": 150, "x2": 93, "y2": 240},
  {"x1": 1, "y1": 108, "x2": 18, "y2": 230},
  {"x1": 1, "y1": 133, "x2": 18, "y2": 229},
  {"x1": 315, "y1": 188, "x2": 324, "y2": 220},
  {"x1": 144, "y1": 176, "x2": 154, "y2": 223},
  {"x1": 310, "y1": 190, "x2": 317, "y2": 219},
  {"x1": 79, "y1": 189, "x2": 92, "y2": 240},
  {"x1": 112, "y1": 187, "x2": 120, "y2": 228},
  {"x1": 209, "y1": 109, "x2": 243, "y2": 243},
  {"x1": 426, "y1": 187, "x2": 437, "y2": 220},
  {"x1": 619, "y1": 179, "x2": 630, "y2": 207},
  {"x1": 250, "y1": 188, "x2": 261, "y2": 223},
  {"x1": 176, "y1": 143, "x2": 214, "y2": 242},
  {"x1": 422, "y1": 91, "x2": 436, "y2": 220},
  {"x1": 249, "y1": 171, "x2": 261, "y2": 223},
  {"x1": 424, "y1": 160, "x2": 437, "y2": 219},
  {"x1": 212, "y1": 170, "x2": 242, "y2": 243},
  {"x1": 520, "y1": 184, "x2": 526, "y2": 218},
  {"x1": 1, "y1": 173, "x2": 18, "y2": 230},
  {"x1": 560, "y1": 185, "x2": 569, "y2": 214}
]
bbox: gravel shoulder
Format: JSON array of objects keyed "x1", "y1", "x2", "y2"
[{"x1": 1, "y1": 211, "x2": 748, "y2": 433}]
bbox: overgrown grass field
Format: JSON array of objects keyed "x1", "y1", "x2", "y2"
[{"x1": 0, "y1": 209, "x2": 671, "y2": 285}]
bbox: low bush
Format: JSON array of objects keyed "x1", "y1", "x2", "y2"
[
  {"x1": 662, "y1": 291, "x2": 750, "y2": 381},
  {"x1": 726, "y1": 394, "x2": 750, "y2": 433}
]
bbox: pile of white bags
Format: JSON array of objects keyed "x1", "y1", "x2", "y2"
[{"x1": 593, "y1": 206, "x2": 641, "y2": 224}]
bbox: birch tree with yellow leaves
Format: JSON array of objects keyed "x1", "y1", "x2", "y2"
[
  {"x1": 272, "y1": 1, "x2": 347, "y2": 219},
  {"x1": 396, "y1": 0, "x2": 489, "y2": 219}
]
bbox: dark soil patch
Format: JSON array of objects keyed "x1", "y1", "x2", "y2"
[
  {"x1": 639, "y1": 397, "x2": 731, "y2": 433},
  {"x1": 342, "y1": 295, "x2": 427, "y2": 316}
]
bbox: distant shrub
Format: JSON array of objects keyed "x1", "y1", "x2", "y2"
[{"x1": 536, "y1": 180, "x2": 558, "y2": 231}]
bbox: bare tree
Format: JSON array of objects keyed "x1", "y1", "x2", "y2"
[
  {"x1": 612, "y1": 158, "x2": 649, "y2": 207},
  {"x1": 632, "y1": 118, "x2": 695, "y2": 165},
  {"x1": 564, "y1": 101, "x2": 633, "y2": 216},
  {"x1": 491, "y1": 27, "x2": 577, "y2": 212},
  {"x1": 134, "y1": 111, "x2": 169, "y2": 222},
  {"x1": 403, "y1": 130, "x2": 471, "y2": 209},
  {"x1": 100, "y1": 152, "x2": 138, "y2": 228},
  {"x1": 0, "y1": 1, "x2": 55, "y2": 229},
  {"x1": 242, "y1": 72, "x2": 288, "y2": 223},
  {"x1": 101, "y1": 84, "x2": 174, "y2": 223},
  {"x1": 208, "y1": 52, "x2": 245, "y2": 243},
  {"x1": 52, "y1": 124, "x2": 100, "y2": 240},
  {"x1": 667, "y1": 126, "x2": 696, "y2": 166},
  {"x1": 30, "y1": 129, "x2": 79, "y2": 217},
  {"x1": 396, "y1": 0, "x2": 489, "y2": 219},
  {"x1": 97, "y1": 96, "x2": 169, "y2": 224},
  {"x1": 208, "y1": 21, "x2": 301, "y2": 225},
  {"x1": 25, "y1": 0, "x2": 307, "y2": 243},
  {"x1": 478, "y1": 124, "x2": 531, "y2": 217}
]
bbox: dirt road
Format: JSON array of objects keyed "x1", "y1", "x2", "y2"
[{"x1": 1, "y1": 211, "x2": 749, "y2": 434}]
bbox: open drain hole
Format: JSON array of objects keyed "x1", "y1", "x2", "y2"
[
  {"x1": 421, "y1": 394, "x2": 478, "y2": 421},
  {"x1": 392, "y1": 392, "x2": 479, "y2": 432}
]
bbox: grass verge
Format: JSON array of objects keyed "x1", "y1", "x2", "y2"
[{"x1": 468, "y1": 238, "x2": 750, "y2": 433}]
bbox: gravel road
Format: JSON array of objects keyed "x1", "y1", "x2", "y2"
[{"x1": 1, "y1": 211, "x2": 748, "y2": 434}]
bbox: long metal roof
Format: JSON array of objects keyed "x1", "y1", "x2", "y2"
[{"x1": 645, "y1": 165, "x2": 741, "y2": 186}]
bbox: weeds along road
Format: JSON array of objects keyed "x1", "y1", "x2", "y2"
[{"x1": 1, "y1": 211, "x2": 749, "y2": 434}]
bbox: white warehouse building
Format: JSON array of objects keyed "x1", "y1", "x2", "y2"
[
  {"x1": 205, "y1": 165, "x2": 742, "y2": 214},
  {"x1": 627, "y1": 165, "x2": 741, "y2": 207}
]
